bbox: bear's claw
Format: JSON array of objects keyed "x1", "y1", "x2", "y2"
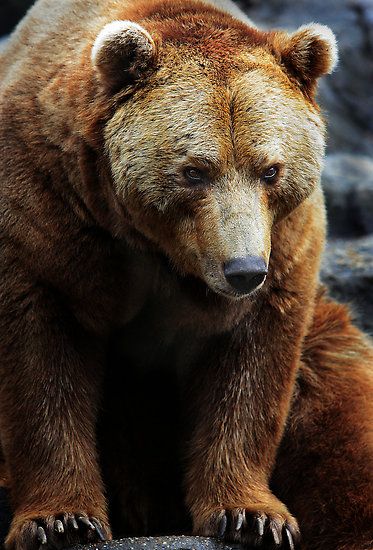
[
  {"x1": 218, "y1": 514, "x2": 227, "y2": 537},
  {"x1": 69, "y1": 516, "x2": 79, "y2": 530},
  {"x1": 54, "y1": 520, "x2": 64, "y2": 534},
  {"x1": 91, "y1": 518, "x2": 107, "y2": 541},
  {"x1": 285, "y1": 527, "x2": 295, "y2": 550},
  {"x1": 8, "y1": 514, "x2": 109, "y2": 550},
  {"x1": 210, "y1": 508, "x2": 300, "y2": 549},
  {"x1": 236, "y1": 512, "x2": 244, "y2": 531},
  {"x1": 36, "y1": 526, "x2": 47, "y2": 545},
  {"x1": 78, "y1": 516, "x2": 95, "y2": 530},
  {"x1": 255, "y1": 514, "x2": 265, "y2": 537}
]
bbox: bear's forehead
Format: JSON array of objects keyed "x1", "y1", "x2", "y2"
[
  {"x1": 145, "y1": 59, "x2": 314, "y2": 143},
  {"x1": 155, "y1": 39, "x2": 309, "y2": 105},
  {"x1": 109, "y1": 61, "x2": 321, "y2": 174}
]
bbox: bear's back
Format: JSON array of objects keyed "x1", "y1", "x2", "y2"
[
  {"x1": 0, "y1": 0, "x2": 253, "y2": 85},
  {"x1": 0, "y1": 0, "x2": 104, "y2": 88}
]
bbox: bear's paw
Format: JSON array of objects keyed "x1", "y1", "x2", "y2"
[
  {"x1": 196, "y1": 506, "x2": 300, "y2": 549},
  {"x1": 5, "y1": 513, "x2": 111, "y2": 550}
]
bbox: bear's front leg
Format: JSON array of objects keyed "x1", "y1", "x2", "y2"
[
  {"x1": 0, "y1": 281, "x2": 111, "y2": 550},
  {"x1": 186, "y1": 297, "x2": 306, "y2": 549}
]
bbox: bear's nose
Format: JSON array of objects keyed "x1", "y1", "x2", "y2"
[{"x1": 223, "y1": 256, "x2": 268, "y2": 295}]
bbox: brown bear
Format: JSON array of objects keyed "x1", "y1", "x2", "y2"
[{"x1": 0, "y1": 0, "x2": 372, "y2": 549}]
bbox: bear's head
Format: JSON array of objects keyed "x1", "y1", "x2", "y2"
[{"x1": 91, "y1": 5, "x2": 337, "y2": 299}]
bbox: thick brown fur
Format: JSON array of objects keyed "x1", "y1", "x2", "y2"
[{"x1": 0, "y1": 1, "x2": 371, "y2": 550}]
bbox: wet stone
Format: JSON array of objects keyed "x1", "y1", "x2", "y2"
[
  {"x1": 322, "y1": 154, "x2": 373, "y2": 238},
  {"x1": 69, "y1": 536, "x2": 242, "y2": 550},
  {"x1": 321, "y1": 236, "x2": 373, "y2": 335}
]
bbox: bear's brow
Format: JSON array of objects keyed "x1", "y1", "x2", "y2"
[{"x1": 184, "y1": 153, "x2": 227, "y2": 175}]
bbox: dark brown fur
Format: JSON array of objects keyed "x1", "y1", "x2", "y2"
[{"x1": 0, "y1": 1, "x2": 371, "y2": 549}]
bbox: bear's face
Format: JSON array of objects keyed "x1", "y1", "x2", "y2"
[{"x1": 92, "y1": 18, "x2": 337, "y2": 299}]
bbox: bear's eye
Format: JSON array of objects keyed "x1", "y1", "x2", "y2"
[
  {"x1": 262, "y1": 166, "x2": 278, "y2": 183},
  {"x1": 183, "y1": 167, "x2": 206, "y2": 186}
]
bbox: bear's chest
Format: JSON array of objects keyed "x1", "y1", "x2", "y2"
[
  {"x1": 108, "y1": 248, "x2": 247, "y2": 376},
  {"x1": 113, "y1": 295, "x2": 204, "y2": 379}
]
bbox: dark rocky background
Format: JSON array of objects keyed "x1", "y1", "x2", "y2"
[{"x1": 0, "y1": 2, "x2": 372, "y2": 550}]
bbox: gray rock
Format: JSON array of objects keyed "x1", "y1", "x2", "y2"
[
  {"x1": 322, "y1": 236, "x2": 373, "y2": 335},
  {"x1": 0, "y1": 36, "x2": 8, "y2": 53},
  {"x1": 0, "y1": 0, "x2": 34, "y2": 35},
  {"x1": 322, "y1": 153, "x2": 373, "y2": 238},
  {"x1": 356, "y1": 179, "x2": 373, "y2": 235},
  {"x1": 70, "y1": 537, "x2": 241, "y2": 550}
]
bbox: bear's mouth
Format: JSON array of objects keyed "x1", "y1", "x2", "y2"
[{"x1": 207, "y1": 280, "x2": 266, "y2": 300}]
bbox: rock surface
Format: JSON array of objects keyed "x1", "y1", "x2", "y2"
[
  {"x1": 321, "y1": 236, "x2": 373, "y2": 335},
  {"x1": 322, "y1": 154, "x2": 373, "y2": 238},
  {"x1": 71, "y1": 537, "x2": 241, "y2": 550},
  {"x1": 0, "y1": 0, "x2": 33, "y2": 35}
]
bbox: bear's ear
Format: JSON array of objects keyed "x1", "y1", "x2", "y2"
[
  {"x1": 275, "y1": 23, "x2": 338, "y2": 93},
  {"x1": 91, "y1": 21, "x2": 159, "y2": 91}
]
